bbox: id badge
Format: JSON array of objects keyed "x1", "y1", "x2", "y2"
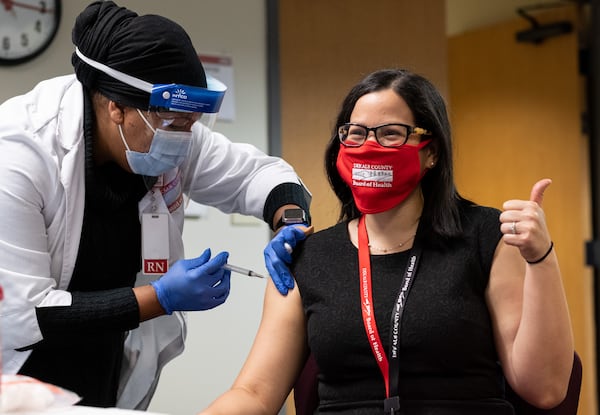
[{"x1": 142, "y1": 212, "x2": 169, "y2": 275}]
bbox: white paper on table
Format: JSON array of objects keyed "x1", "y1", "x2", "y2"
[{"x1": 1, "y1": 374, "x2": 81, "y2": 412}]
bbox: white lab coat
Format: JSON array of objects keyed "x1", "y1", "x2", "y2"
[{"x1": 0, "y1": 75, "x2": 306, "y2": 409}]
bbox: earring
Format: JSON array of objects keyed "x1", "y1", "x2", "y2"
[{"x1": 430, "y1": 161, "x2": 435, "y2": 167}]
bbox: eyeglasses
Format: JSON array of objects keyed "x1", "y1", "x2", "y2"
[
  {"x1": 338, "y1": 123, "x2": 431, "y2": 148},
  {"x1": 150, "y1": 110, "x2": 201, "y2": 129}
]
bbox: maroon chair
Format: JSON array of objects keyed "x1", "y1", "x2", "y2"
[
  {"x1": 293, "y1": 352, "x2": 582, "y2": 415},
  {"x1": 293, "y1": 353, "x2": 320, "y2": 415}
]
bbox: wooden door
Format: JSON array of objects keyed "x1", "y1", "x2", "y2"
[{"x1": 449, "y1": 6, "x2": 594, "y2": 414}]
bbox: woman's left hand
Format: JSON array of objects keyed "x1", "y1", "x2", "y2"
[{"x1": 499, "y1": 178, "x2": 553, "y2": 263}]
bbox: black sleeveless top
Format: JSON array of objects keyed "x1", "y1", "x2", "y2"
[{"x1": 293, "y1": 205, "x2": 514, "y2": 414}]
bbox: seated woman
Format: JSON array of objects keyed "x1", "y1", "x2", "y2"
[{"x1": 199, "y1": 68, "x2": 574, "y2": 415}]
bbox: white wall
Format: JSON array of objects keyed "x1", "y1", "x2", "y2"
[
  {"x1": 0, "y1": 1, "x2": 270, "y2": 414},
  {"x1": 138, "y1": 3, "x2": 272, "y2": 414}
]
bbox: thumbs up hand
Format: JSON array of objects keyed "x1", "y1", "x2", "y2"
[{"x1": 499, "y1": 178, "x2": 553, "y2": 263}]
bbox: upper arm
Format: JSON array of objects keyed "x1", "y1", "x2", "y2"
[{"x1": 228, "y1": 278, "x2": 308, "y2": 413}]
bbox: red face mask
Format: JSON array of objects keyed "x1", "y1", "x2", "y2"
[{"x1": 336, "y1": 140, "x2": 431, "y2": 214}]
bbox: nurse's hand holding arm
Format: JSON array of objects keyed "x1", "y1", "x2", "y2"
[{"x1": 264, "y1": 224, "x2": 314, "y2": 295}]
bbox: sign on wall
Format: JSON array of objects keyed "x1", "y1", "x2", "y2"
[{"x1": 198, "y1": 53, "x2": 236, "y2": 122}]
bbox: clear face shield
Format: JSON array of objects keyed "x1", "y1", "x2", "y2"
[
  {"x1": 75, "y1": 47, "x2": 226, "y2": 130},
  {"x1": 148, "y1": 79, "x2": 225, "y2": 130}
]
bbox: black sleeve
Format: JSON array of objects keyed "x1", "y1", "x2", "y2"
[
  {"x1": 263, "y1": 182, "x2": 312, "y2": 231},
  {"x1": 33, "y1": 287, "x2": 140, "y2": 341}
]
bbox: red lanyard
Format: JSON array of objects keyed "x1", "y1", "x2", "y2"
[
  {"x1": 358, "y1": 215, "x2": 390, "y2": 395},
  {"x1": 357, "y1": 215, "x2": 422, "y2": 414}
]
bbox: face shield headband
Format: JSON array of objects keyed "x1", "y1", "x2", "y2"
[{"x1": 74, "y1": 47, "x2": 226, "y2": 115}]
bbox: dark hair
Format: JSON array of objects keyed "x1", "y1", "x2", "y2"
[{"x1": 324, "y1": 68, "x2": 471, "y2": 241}]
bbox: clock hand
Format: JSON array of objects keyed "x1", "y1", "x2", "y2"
[
  {"x1": 1, "y1": 0, "x2": 13, "y2": 11},
  {"x1": 2, "y1": 0, "x2": 54, "y2": 13},
  {"x1": 1, "y1": 0, "x2": 16, "y2": 17}
]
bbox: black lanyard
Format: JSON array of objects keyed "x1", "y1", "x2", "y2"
[{"x1": 358, "y1": 216, "x2": 422, "y2": 415}]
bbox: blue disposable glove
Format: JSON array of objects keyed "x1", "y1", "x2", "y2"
[
  {"x1": 264, "y1": 224, "x2": 307, "y2": 295},
  {"x1": 150, "y1": 248, "x2": 231, "y2": 314}
]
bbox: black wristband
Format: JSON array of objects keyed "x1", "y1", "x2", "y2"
[
  {"x1": 263, "y1": 183, "x2": 311, "y2": 231},
  {"x1": 526, "y1": 241, "x2": 554, "y2": 264}
]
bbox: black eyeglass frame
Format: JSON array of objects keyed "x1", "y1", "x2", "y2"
[{"x1": 338, "y1": 122, "x2": 431, "y2": 148}]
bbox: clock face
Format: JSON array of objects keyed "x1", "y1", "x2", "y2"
[{"x1": 0, "y1": 0, "x2": 61, "y2": 65}]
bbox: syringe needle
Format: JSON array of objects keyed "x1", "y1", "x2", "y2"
[{"x1": 222, "y1": 263, "x2": 266, "y2": 279}]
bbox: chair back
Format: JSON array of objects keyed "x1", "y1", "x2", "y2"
[
  {"x1": 293, "y1": 352, "x2": 582, "y2": 415},
  {"x1": 293, "y1": 353, "x2": 319, "y2": 415}
]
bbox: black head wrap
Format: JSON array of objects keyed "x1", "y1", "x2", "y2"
[{"x1": 72, "y1": 1, "x2": 207, "y2": 109}]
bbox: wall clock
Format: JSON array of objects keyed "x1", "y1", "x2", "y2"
[{"x1": 0, "y1": 0, "x2": 61, "y2": 65}]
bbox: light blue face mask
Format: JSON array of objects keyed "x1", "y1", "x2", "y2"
[{"x1": 119, "y1": 109, "x2": 192, "y2": 177}]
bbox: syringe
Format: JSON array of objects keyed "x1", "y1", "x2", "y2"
[{"x1": 222, "y1": 263, "x2": 266, "y2": 279}]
